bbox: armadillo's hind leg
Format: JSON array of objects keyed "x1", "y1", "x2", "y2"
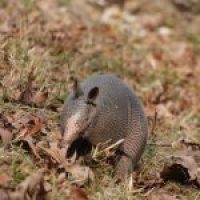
[
  {"x1": 115, "y1": 97, "x2": 148, "y2": 180},
  {"x1": 115, "y1": 155, "x2": 134, "y2": 181}
]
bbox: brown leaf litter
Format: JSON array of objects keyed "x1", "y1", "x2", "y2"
[
  {"x1": 0, "y1": 113, "x2": 14, "y2": 146},
  {"x1": 0, "y1": 111, "x2": 46, "y2": 158},
  {"x1": 38, "y1": 141, "x2": 95, "y2": 186},
  {"x1": 160, "y1": 151, "x2": 200, "y2": 188},
  {"x1": 16, "y1": 114, "x2": 45, "y2": 139},
  {"x1": 0, "y1": 169, "x2": 46, "y2": 200},
  {"x1": 3, "y1": 69, "x2": 48, "y2": 108},
  {"x1": 68, "y1": 185, "x2": 89, "y2": 200},
  {"x1": 21, "y1": 135, "x2": 41, "y2": 159},
  {"x1": 0, "y1": 128, "x2": 13, "y2": 146},
  {"x1": 147, "y1": 189, "x2": 186, "y2": 200},
  {"x1": 1, "y1": 111, "x2": 46, "y2": 140},
  {"x1": 133, "y1": 175, "x2": 164, "y2": 191},
  {"x1": 0, "y1": 110, "x2": 94, "y2": 187},
  {"x1": 0, "y1": 175, "x2": 10, "y2": 185}
]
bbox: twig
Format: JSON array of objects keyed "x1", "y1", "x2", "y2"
[
  {"x1": 103, "y1": 139, "x2": 124, "y2": 152},
  {"x1": 147, "y1": 142, "x2": 172, "y2": 147}
]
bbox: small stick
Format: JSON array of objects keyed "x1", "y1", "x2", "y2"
[
  {"x1": 103, "y1": 139, "x2": 125, "y2": 152},
  {"x1": 147, "y1": 142, "x2": 172, "y2": 147}
]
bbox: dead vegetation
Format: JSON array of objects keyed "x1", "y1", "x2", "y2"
[{"x1": 0, "y1": 0, "x2": 200, "y2": 199}]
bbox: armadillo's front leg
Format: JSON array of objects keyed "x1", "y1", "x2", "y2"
[{"x1": 115, "y1": 155, "x2": 133, "y2": 180}]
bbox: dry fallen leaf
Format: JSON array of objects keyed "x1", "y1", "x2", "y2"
[
  {"x1": 20, "y1": 135, "x2": 41, "y2": 159},
  {"x1": 18, "y1": 69, "x2": 34, "y2": 106},
  {"x1": 38, "y1": 142, "x2": 69, "y2": 164},
  {"x1": 171, "y1": 0, "x2": 200, "y2": 13},
  {"x1": 0, "y1": 169, "x2": 46, "y2": 200},
  {"x1": 10, "y1": 169, "x2": 46, "y2": 200},
  {"x1": 0, "y1": 188, "x2": 9, "y2": 200},
  {"x1": 160, "y1": 152, "x2": 200, "y2": 188},
  {"x1": 147, "y1": 189, "x2": 186, "y2": 200},
  {"x1": 0, "y1": 112, "x2": 46, "y2": 159},
  {"x1": 1, "y1": 111, "x2": 46, "y2": 141},
  {"x1": 0, "y1": 128, "x2": 13, "y2": 145},
  {"x1": 32, "y1": 90, "x2": 48, "y2": 106},
  {"x1": 0, "y1": 175, "x2": 10, "y2": 185},
  {"x1": 38, "y1": 142, "x2": 95, "y2": 186},
  {"x1": 17, "y1": 114, "x2": 46, "y2": 139},
  {"x1": 67, "y1": 164, "x2": 95, "y2": 186},
  {"x1": 6, "y1": 112, "x2": 33, "y2": 130},
  {"x1": 133, "y1": 176, "x2": 164, "y2": 191},
  {"x1": 172, "y1": 137, "x2": 200, "y2": 151},
  {"x1": 69, "y1": 185, "x2": 89, "y2": 200}
]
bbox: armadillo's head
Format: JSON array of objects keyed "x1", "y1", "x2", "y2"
[{"x1": 61, "y1": 80, "x2": 99, "y2": 147}]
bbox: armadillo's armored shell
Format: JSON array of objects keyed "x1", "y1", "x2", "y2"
[{"x1": 63, "y1": 74, "x2": 148, "y2": 179}]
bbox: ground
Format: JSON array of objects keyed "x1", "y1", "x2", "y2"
[{"x1": 0, "y1": 0, "x2": 200, "y2": 199}]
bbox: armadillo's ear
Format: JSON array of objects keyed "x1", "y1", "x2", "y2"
[
  {"x1": 72, "y1": 79, "x2": 83, "y2": 98},
  {"x1": 87, "y1": 87, "x2": 99, "y2": 103}
]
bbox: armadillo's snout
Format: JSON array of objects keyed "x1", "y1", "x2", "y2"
[
  {"x1": 63, "y1": 112, "x2": 83, "y2": 147},
  {"x1": 63, "y1": 128, "x2": 80, "y2": 147}
]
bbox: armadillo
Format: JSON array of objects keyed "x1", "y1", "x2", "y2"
[{"x1": 60, "y1": 74, "x2": 148, "y2": 179}]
